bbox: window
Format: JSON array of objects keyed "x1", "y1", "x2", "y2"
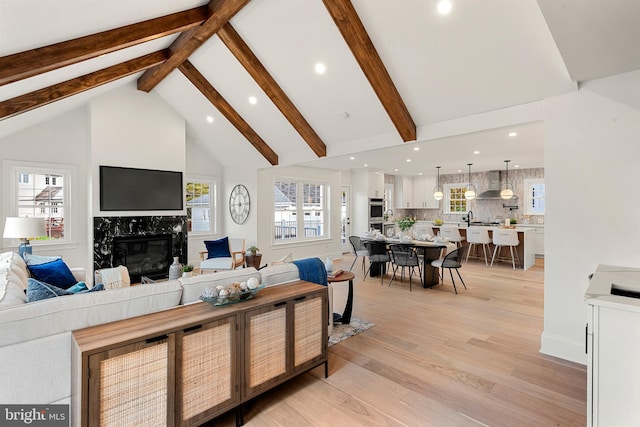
[
  {"x1": 185, "y1": 177, "x2": 218, "y2": 234},
  {"x1": 3, "y1": 160, "x2": 76, "y2": 245},
  {"x1": 524, "y1": 179, "x2": 545, "y2": 215},
  {"x1": 274, "y1": 180, "x2": 329, "y2": 242},
  {"x1": 443, "y1": 183, "x2": 469, "y2": 214}
]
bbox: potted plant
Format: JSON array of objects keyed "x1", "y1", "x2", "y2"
[
  {"x1": 248, "y1": 245, "x2": 259, "y2": 256},
  {"x1": 396, "y1": 217, "x2": 416, "y2": 236},
  {"x1": 182, "y1": 264, "x2": 194, "y2": 278}
]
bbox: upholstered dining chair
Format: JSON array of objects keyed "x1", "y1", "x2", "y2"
[
  {"x1": 388, "y1": 244, "x2": 422, "y2": 291},
  {"x1": 348, "y1": 236, "x2": 368, "y2": 274},
  {"x1": 431, "y1": 245, "x2": 469, "y2": 294},
  {"x1": 363, "y1": 240, "x2": 390, "y2": 285}
]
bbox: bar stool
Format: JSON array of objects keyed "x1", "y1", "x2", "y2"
[
  {"x1": 439, "y1": 226, "x2": 464, "y2": 248},
  {"x1": 466, "y1": 228, "x2": 492, "y2": 266},
  {"x1": 491, "y1": 228, "x2": 520, "y2": 270}
]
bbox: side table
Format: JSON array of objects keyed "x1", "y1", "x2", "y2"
[
  {"x1": 245, "y1": 253, "x2": 263, "y2": 269},
  {"x1": 327, "y1": 271, "x2": 355, "y2": 324}
]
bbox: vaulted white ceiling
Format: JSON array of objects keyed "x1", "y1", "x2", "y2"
[{"x1": 1, "y1": 0, "x2": 639, "y2": 177}]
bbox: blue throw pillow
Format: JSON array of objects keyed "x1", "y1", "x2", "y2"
[
  {"x1": 27, "y1": 279, "x2": 104, "y2": 302},
  {"x1": 23, "y1": 253, "x2": 62, "y2": 266},
  {"x1": 205, "y1": 237, "x2": 231, "y2": 259},
  {"x1": 27, "y1": 258, "x2": 77, "y2": 289}
]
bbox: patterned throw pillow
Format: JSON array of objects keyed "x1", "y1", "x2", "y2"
[{"x1": 26, "y1": 279, "x2": 104, "y2": 302}]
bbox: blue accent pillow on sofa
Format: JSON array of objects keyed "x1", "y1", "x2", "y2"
[
  {"x1": 205, "y1": 237, "x2": 231, "y2": 259},
  {"x1": 27, "y1": 258, "x2": 77, "y2": 289},
  {"x1": 26, "y1": 279, "x2": 104, "y2": 302}
]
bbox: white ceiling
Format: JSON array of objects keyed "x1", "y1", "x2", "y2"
[{"x1": 2, "y1": 0, "x2": 640, "y2": 177}]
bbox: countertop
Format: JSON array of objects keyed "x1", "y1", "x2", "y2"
[
  {"x1": 585, "y1": 264, "x2": 640, "y2": 310},
  {"x1": 412, "y1": 221, "x2": 540, "y2": 231}
]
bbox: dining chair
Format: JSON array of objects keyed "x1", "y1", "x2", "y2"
[
  {"x1": 363, "y1": 240, "x2": 390, "y2": 285},
  {"x1": 491, "y1": 229, "x2": 520, "y2": 270},
  {"x1": 465, "y1": 228, "x2": 492, "y2": 266},
  {"x1": 348, "y1": 236, "x2": 368, "y2": 274},
  {"x1": 431, "y1": 245, "x2": 469, "y2": 294},
  {"x1": 439, "y1": 226, "x2": 465, "y2": 248},
  {"x1": 388, "y1": 244, "x2": 422, "y2": 291}
]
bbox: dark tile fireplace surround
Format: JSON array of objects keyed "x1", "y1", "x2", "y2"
[{"x1": 93, "y1": 216, "x2": 187, "y2": 282}]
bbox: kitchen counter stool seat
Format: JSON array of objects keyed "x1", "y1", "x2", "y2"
[
  {"x1": 466, "y1": 228, "x2": 492, "y2": 266},
  {"x1": 491, "y1": 229, "x2": 520, "y2": 270}
]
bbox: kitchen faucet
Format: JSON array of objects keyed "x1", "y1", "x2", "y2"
[{"x1": 467, "y1": 211, "x2": 473, "y2": 227}]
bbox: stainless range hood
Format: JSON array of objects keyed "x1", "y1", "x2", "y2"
[{"x1": 476, "y1": 171, "x2": 519, "y2": 200}]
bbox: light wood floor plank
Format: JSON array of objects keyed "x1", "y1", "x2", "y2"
[{"x1": 207, "y1": 256, "x2": 586, "y2": 426}]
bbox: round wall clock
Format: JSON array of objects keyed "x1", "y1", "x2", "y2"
[{"x1": 229, "y1": 184, "x2": 250, "y2": 224}]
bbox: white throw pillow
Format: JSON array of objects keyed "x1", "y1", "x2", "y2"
[
  {"x1": 0, "y1": 264, "x2": 28, "y2": 308},
  {"x1": 94, "y1": 266, "x2": 131, "y2": 289}
]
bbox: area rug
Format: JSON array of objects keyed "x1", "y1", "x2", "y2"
[{"x1": 328, "y1": 317, "x2": 375, "y2": 347}]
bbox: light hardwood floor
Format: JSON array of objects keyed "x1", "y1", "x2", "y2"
[{"x1": 212, "y1": 255, "x2": 586, "y2": 426}]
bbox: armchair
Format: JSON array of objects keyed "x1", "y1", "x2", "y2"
[{"x1": 199, "y1": 237, "x2": 245, "y2": 271}]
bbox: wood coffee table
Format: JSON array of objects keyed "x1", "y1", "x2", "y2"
[{"x1": 327, "y1": 271, "x2": 355, "y2": 324}]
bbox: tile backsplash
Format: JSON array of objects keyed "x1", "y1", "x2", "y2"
[{"x1": 391, "y1": 167, "x2": 544, "y2": 224}]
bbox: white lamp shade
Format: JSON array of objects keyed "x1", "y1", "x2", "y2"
[
  {"x1": 3, "y1": 217, "x2": 46, "y2": 239},
  {"x1": 500, "y1": 188, "x2": 514, "y2": 199},
  {"x1": 464, "y1": 189, "x2": 476, "y2": 200},
  {"x1": 433, "y1": 190, "x2": 444, "y2": 201}
]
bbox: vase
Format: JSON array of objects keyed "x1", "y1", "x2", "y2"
[
  {"x1": 324, "y1": 257, "x2": 333, "y2": 273},
  {"x1": 169, "y1": 256, "x2": 182, "y2": 280},
  {"x1": 182, "y1": 271, "x2": 193, "y2": 278}
]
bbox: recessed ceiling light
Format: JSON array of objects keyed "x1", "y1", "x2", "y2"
[
  {"x1": 437, "y1": 0, "x2": 452, "y2": 15},
  {"x1": 413, "y1": 147, "x2": 420, "y2": 151},
  {"x1": 419, "y1": 172, "x2": 423, "y2": 175},
  {"x1": 457, "y1": 169, "x2": 462, "y2": 173},
  {"x1": 363, "y1": 164, "x2": 368, "y2": 167},
  {"x1": 314, "y1": 62, "x2": 326, "y2": 75},
  {"x1": 509, "y1": 132, "x2": 518, "y2": 137},
  {"x1": 206, "y1": 116, "x2": 214, "y2": 123},
  {"x1": 515, "y1": 164, "x2": 520, "y2": 168},
  {"x1": 406, "y1": 159, "x2": 411, "y2": 162},
  {"x1": 349, "y1": 156, "x2": 355, "y2": 160},
  {"x1": 474, "y1": 150, "x2": 480, "y2": 154},
  {"x1": 394, "y1": 168, "x2": 399, "y2": 172},
  {"x1": 248, "y1": 96, "x2": 257, "y2": 105}
]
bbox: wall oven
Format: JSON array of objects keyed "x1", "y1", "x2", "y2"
[{"x1": 368, "y1": 198, "x2": 384, "y2": 222}]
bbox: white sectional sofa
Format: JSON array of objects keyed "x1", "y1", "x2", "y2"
[{"x1": 0, "y1": 252, "x2": 332, "y2": 407}]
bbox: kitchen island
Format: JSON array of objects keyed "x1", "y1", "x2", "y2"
[{"x1": 413, "y1": 221, "x2": 535, "y2": 270}]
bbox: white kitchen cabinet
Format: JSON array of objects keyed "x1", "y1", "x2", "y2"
[
  {"x1": 394, "y1": 176, "x2": 413, "y2": 208},
  {"x1": 585, "y1": 265, "x2": 640, "y2": 426},
  {"x1": 368, "y1": 171, "x2": 384, "y2": 198},
  {"x1": 516, "y1": 225, "x2": 544, "y2": 255},
  {"x1": 413, "y1": 176, "x2": 439, "y2": 209}
]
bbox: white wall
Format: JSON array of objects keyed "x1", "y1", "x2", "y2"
[
  {"x1": 0, "y1": 107, "x2": 91, "y2": 269},
  {"x1": 542, "y1": 69, "x2": 640, "y2": 363},
  {"x1": 257, "y1": 165, "x2": 342, "y2": 265},
  {"x1": 90, "y1": 85, "x2": 186, "y2": 217}
]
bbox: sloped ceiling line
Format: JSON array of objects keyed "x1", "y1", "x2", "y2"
[
  {"x1": 178, "y1": 60, "x2": 279, "y2": 166},
  {"x1": 218, "y1": 23, "x2": 327, "y2": 158},
  {"x1": 322, "y1": 0, "x2": 416, "y2": 142},
  {"x1": 137, "y1": 0, "x2": 252, "y2": 92},
  {"x1": 0, "y1": 6, "x2": 208, "y2": 87},
  {"x1": 0, "y1": 51, "x2": 169, "y2": 121}
]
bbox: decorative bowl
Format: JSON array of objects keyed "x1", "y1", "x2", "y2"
[{"x1": 200, "y1": 284, "x2": 265, "y2": 306}]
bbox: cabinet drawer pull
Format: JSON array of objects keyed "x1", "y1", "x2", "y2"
[
  {"x1": 184, "y1": 325, "x2": 202, "y2": 333},
  {"x1": 295, "y1": 296, "x2": 307, "y2": 301},
  {"x1": 145, "y1": 334, "x2": 168, "y2": 344},
  {"x1": 274, "y1": 301, "x2": 287, "y2": 308}
]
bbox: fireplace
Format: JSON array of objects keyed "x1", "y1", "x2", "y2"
[
  {"x1": 94, "y1": 216, "x2": 187, "y2": 282},
  {"x1": 112, "y1": 234, "x2": 172, "y2": 283}
]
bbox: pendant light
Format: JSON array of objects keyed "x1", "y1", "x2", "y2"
[
  {"x1": 464, "y1": 163, "x2": 476, "y2": 200},
  {"x1": 500, "y1": 160, "x2": 514, "y2": 200},
  {"x1": 433, "y1": 166, "x2": 444, "y2": 201}
]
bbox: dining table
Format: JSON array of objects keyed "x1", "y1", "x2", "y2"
[{"x1": 361, "y1": 236, "x2": 448, "y2": 288}]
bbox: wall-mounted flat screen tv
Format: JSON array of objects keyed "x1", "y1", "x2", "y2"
[{"x1": 100, "y1": 166, "x2": 183, "y2": 211}]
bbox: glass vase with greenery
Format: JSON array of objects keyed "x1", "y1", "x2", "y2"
[{"x1": 396, "y1": 217, "x2": 416, "y2": 233}]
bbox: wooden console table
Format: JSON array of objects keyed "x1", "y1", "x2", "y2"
[{"x1": 71, "y1": 281, "x2": 328, "y2": 426}]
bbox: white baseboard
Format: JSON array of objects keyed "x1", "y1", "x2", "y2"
[{"x1": 540, "y1": 331, "x2": 587, "y2": 365}]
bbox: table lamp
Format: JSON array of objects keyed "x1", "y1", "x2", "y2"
[{"x1": 2, "y1": 217, "x2": 46, "y2": 257}]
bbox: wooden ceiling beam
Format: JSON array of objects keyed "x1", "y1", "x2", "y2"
[
  {"x1": 138, "y1": 0, "x2": 251, "y2": 92},
  {"x1": 322, "y1": 0, "x2": 416, "y2": 142},
  {"x1": 178, "y1": 60, "x2": 279, "y2": 166},
  {"x1": 0, "y1": 7, "x2": 207, "y2": 87},
  {"x1": 218, "y1": 24, "x2": 326, "y2": 158},
  {"x1": 0, "y1": 51, "x2": 168, "y2": 121}
]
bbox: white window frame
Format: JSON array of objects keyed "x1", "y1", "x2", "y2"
[
  {"x1": 185, "y1": 175, "x2": 219, "y2": 235},
  {"x1": 524, "y1": 178, "x2": 545, "y2": 215},
  {"x1": 273, "y1": 178, "x2": 330, "y2": 244},
  {"x1": 443, "y1": 183, "x2": 469, "y2": 215},
  {"x1": 2, "y1": 160, "x2": 78, "y2": 248}
]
